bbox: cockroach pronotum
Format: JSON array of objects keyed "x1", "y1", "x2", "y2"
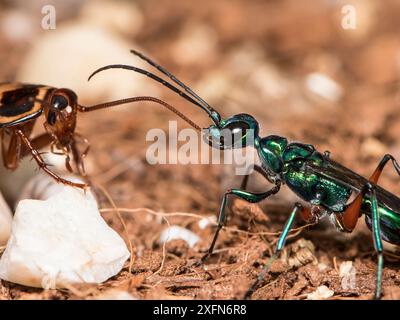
[{"x1": 0, "y1": 77, "x2": 198, "y2": 189}]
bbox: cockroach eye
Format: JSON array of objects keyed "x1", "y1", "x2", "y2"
[{"x1": 52, "y1": 95, "x2": 68, "y2": 110}]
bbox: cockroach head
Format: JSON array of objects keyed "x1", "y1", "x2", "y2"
[{"x1": 45, "y1": 88, "x2": 78, "y2": 146}]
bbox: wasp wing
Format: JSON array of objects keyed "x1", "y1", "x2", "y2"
[{"x1": 305, "y1": 156, "x2": 400, "y2": 213}]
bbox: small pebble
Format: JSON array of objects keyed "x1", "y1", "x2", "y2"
[
  {"x1": 305, "y1": 72, "x2": 343, "y2": 102},
  {"x1": 94, "y1": 289, "x2": 137, "y2": 300},
  {"x1": 198, "y1": 215, "x2": 217, "y2": 230},
  {"x1": 287, "y1": 239, "x2": 318, "y2": 268},
  {"x1": 307, "y1": 285, "x2": 334, "y2": 300},
  {"x1": 339, "y1": 261, "x2": 357, "y2": 291},
  {"x1": 159, "y1": 226, "x2": 200, "y2": 248}
]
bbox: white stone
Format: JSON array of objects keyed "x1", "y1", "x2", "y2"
[
  {"x1": 0, "y1": 185, "x2": 130, "y2": 289},
  {"x1": 159, "y1": 226, "x2": 200, "y2": 248},
  {"x1": 307, "y1": 285, "x2": 334, "y2": 300},
  {"x1": 339, "y1": 261, "x2": 357, "y2": 291},
  {"x1": 0, "y1": 192, "x2": 12, "y2": 246},
  {"x1": 198, "y1": 215, "x2": 217, "y2": 230},
  {"x1": 94, "y1": 289, "x2": 137, "y2": 300},
  {"x1": 305, "y1": 72, "x2": 343, "y2": 102},
  {"x1": 317, "y1": 263, "x2": 328, "y2": 271},
  {"x1": 339, "y1": 261, "x2": 354, "y2": 277},
  {"x1": 18, "y1": 172, "x2": 83, "y2": 202}
]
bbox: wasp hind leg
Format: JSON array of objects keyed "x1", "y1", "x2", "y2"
[
  {"x1": 16, "y1": 130, "x2": 88, "y2": 190},
  {"x1": 334, "y1": 153, "x2": 395, "y2": 300},
  {"x1": 367, "y1": 184, "x2": 384, "y2": 299}
]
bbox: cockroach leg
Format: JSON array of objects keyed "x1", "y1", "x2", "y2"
[
  {"x1": 16, "y1": 130, "x2": 88, "y2": 190},
  {"x1": 2, "y1": 130, "x2": 22, "y2": 170},
  {"x1": 72, "y1": 133, "x2": 90, "y2": 176}
]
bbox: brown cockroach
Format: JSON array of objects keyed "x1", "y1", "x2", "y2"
[{"x1": 0, "y1": 61, "x2": 201, "y2": 189}]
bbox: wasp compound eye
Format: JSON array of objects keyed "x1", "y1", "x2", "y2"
[
  {"x1": 52, "y1": 95, "x2": 69, "y2": 110},
  {"x1": 225, "y1": 121, "x2": 250, "y2": 135},
  {"x1": 221, "y1": 121, "x2": 250, "y2": 147}
]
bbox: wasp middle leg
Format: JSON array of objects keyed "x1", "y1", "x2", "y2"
[{"x1": 244, "y1": 202, "x2": 312, "y2": 299}]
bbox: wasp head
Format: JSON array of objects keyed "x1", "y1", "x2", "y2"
[{"x1": 204, "y1": 113, "x2": 259, "y2": 150}]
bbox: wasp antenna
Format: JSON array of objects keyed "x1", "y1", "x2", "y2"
[
  {"x1": 88, "y1": 64, "x2": 209, "y2": 114},
  {"x1": 130, "y1": 49, "x2": 221, "y2": 125}
]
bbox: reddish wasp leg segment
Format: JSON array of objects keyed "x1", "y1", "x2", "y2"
[
  {"x1": 300, "y1": 206, "x2": 314, "y2": 223},
  {"x1": 338, "y1": 193, "x2": 364, "y2": 232},
  {"x1": 338, "y1": 154, "x2": 400, "y2": 231},
  {"x1": 16, "y1": 130, "x2": 88, "y2": 189},
  {"x1": 369, "y1": 154, "x2": 400, "y2": 184}
]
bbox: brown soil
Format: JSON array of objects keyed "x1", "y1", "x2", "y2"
[{"x1": 1, "y1": 0, "x2": 400, "y2": 300}]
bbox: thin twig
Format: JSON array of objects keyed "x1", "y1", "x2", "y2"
[
  {"x1": 333, "y1": 256, "x2": 339, "y2": 274},
  {"x1": 97, "y1": 185, "x2": 135, "y2": 273},
  {"x1": 99, "y1": 207, "x2": 313, "y2": 237},
  {"x1": 147, "y1": 216, "x2": 170, "y2": 279}
]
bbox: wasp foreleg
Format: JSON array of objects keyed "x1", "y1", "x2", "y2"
[{"x1": 201, "y1": 181, "x2": 281, "y2": 263}]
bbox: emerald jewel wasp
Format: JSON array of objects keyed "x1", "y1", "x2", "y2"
[{"x1": 88, "y1": 50, "x2": 400, "y2": 300}]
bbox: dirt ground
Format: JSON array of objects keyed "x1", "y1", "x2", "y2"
[{"x1": 1, "y1": 0, "x2": 400, "y2": 300}]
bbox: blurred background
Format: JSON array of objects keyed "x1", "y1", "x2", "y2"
[
  {"x1": 1, "y1": 0, "x2": 400, "y2": 208},
  {"x1": 0, "y1": 0, "x2": 400, "y2": 299}
]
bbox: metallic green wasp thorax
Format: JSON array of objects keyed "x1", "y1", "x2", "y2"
[{"x1": 258, "y1": 138, "x2": 353, "y2": 212}]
